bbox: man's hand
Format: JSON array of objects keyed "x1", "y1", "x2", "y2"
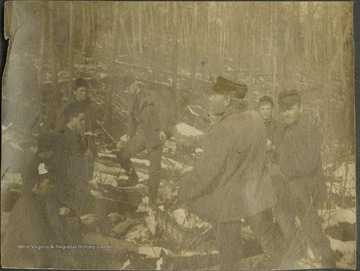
[
  {"x1": 59, "y1": 207, "x2": 71, "y2": 216},
  {"x1": 159, "y1": 131, "x2": 167, "y2": 141},
  {"x1": 117, "y1": 134, "x2": 130, "y2": 149}
]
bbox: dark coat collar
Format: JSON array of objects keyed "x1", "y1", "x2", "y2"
[{"x1": 220, "y1": 99, "x2": 248, "y2": 122}]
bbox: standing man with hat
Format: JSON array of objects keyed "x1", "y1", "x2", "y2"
[
  {"x1": 178, "y1": 76, "x2": 286, "y2": 269},
  {"x1": 274, "y1": 89, "x2": 336, "y2": 267},
  {"x1": 116, "y1": 78, "x2": 169, "y2": 206}
]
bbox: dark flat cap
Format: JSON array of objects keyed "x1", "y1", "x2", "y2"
[
  {"x1": 23, "y1": 162, "x2": 56, "y2": 188},
  {"x1": 277, "y1": 89, "x2": 301, "y2": 108},
  {"x1": 73, "y1": 78, "x2": 89, "y2": 90},
  {"x1": 259, "y1": 95, "x2": 274, "y2": 106},
  {"x1": 212, "y1": 76, "x2": 248, "y2": 99}
]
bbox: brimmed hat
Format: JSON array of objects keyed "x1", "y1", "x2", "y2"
[
  {"x1": 277, "y1": 90, "x2": 301, "y2": 109},
  {"x1": 212, "y1": 76, "x2": 248, "y2": 99},
  {"x1": 23, "y1": 162, "x2": 56, "y2": 188},
  {"x1": 73, "y1": 78, "x2": 89, "y2": 90},
  {"x1": 259, "y1": 95, "x2": 274, "y2": 106}
]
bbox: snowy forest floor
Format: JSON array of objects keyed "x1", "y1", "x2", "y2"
[{"x1": 1, "y1": 132, "x2": 356, "y2": 270}]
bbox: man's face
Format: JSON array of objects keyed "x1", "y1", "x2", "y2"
[
  {"x1": 280, "y1": 103, "x2": 301, "y2": 127},
  {"x1": 259, "y1": 103, "x2": 273, "y2": 122},
  {"x1": 208, "y1": 94, "x2": 229, "y2": 116},
  {"x1": 37, "y1": 178, "x2": 54, "y2": 197},
  {"x1": 71, "y1": 113, "x2": 86, "y2": 133},
  {"x1": 73, "y1": 87, "x2": 87, "y2": 102}
]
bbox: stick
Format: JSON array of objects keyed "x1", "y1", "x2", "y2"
[{"x1": 96, "y1": 120, "x2": 117, "y2": 144}]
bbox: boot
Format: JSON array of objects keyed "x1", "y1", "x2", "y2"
[{"x1": 115, "y1": 150, "x2": 138, "y2": 186}]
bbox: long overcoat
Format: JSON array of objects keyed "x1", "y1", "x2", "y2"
[
  {"x1": 178, "y1": 105, "x2": 276, "y2": 222},
  {"x1": 1, "y1": 191, "x2": 56, "y2": 268},
  {"x1": 128, "y1": 89, "x2": 169, "y2": 150}
]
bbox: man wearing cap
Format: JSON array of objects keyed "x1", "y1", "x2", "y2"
[
  {"x1": 22, "y1": 132, "x2": 58, "y2": 182},
  {"x1": 274, "y1": 89, "x2": 335, "y2": 267},
  {"x1": 2, "y1": 162, "x2": 61, "y2": 268},
  {"x1": 178, "y1": 76, "x2": 285, "y2": 269},
  {"x1": 115, "y1": 78, "x2": 169, "y2": 205},
  {"x1": 21, "y1": 132, "x2": 71, "y2": 242},
  {"x1": 54, "y1": 78, "x2": 97, "y2": 181}
]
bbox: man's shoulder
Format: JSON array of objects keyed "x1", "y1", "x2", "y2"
[
  {"x1": 223, "y1": 110, "x2": 264, "y2": 134},
  {"x1": 11, "y1": 191, "x2": 40, "y2": 213},
  {"x1": 237, "y1": 110, "x2": 263, "y2": 126},
  {"x1": 298, "y1": 117, "x2": 320, "y2": 134}
]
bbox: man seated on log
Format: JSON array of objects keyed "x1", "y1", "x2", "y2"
[
  {"x1": 21, "y1": 132, "x2": 76, "y2": 243},
  {"x1": 2, "y1": 162, "x2": 78, "y2": 268},
  {"x1": 177, "y1": 76, "x2": 286, "y2": 269},
  {"x1": 272, "y1": 89, "x2": 336, "y2": 268},
  {"x1": 116, "y1": 77, "x2": 168, "y2": 206},
  {"x1": 55, "y1": 102, "x2": 113, "y2": 236}
]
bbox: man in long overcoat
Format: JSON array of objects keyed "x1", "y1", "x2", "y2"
[
  {"x1": 178, "y1": 76, "x2": 285, "y2": 269},
  {"x1": 116, "y1": 79, "x2": 169, "y2": 205}
]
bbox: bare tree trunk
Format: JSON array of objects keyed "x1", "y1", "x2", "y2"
[
  {"x1": 131, "y1": 6, "x2": 136, "y2": 58},
  {"x1": 138, "y1": 3, "x2": 143, "y2": 56},
  {"x1": 82, "y1": 5, "x2": 86, "y2": 56},
  {"x1": 191, "y1": 2, "x2": 197, "y2": 90},
  {"x1": 119, "y1": 15, "x2": 131, "y2": 56},
  {"x1": 272, "y1": 2, "x2": 278, "y2": 99},
  {"x1": 105, "y1": 6, "x2": 120, "y2": 126},
  {"x1": 47, "y1": 2, "x2": 59, "y2": 111},
  {"x1": 36, "y1": 3, "x2": 47, "y2": 128},
  {"x1": 171, "y1": 2, "x2": 179, "y2": 119},
  {"x1": 68, "y1": 2, "x2": 74, "y2": 97},
  {"x1": 37, "y1": 6, "x2": 46, "y2": 97}
]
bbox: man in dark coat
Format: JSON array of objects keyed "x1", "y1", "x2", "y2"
[
  {"x1": 55, "y1": 103, "x2": 95, "y2": 216},
  {"x1": 178, "y1": 76, "x2": 285, "y2": 269},
  {"x1": 55, "y1": 103, "x2": 112, "y2": 235},
  {"x1": 54, "y1": 78, "x2": 97, "y2": 181},
  {"x1": 2, "y1": 162, "x2": 62, "y2": 268},
  {"x1": 116, "y1": 78, "x2": 168, "y2": 205},
  {"x1": 22, "y1": 132, "x2": 72, "y2": 243},
  {"x1": 274, "y1": 89, "x2": 336, "y2": 268}
]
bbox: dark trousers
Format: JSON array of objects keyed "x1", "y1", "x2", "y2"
[
  {"x1": 273, "y1": 179, "x2": 336, "y2": 267},
  {"x1": 217, "y1": 209, "x2": 286, "y2": 269},
  {"x1": 118, "y1": 127, "x2": 163, "y2": 203}
]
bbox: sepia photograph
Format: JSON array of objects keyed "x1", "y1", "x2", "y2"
[{"x1": 0, "y1": 1, "x2": 356, "y2": 270}]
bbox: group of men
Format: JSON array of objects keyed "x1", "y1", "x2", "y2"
[
  {"x1": 177, "y1": 76, "x2": 336, "y2": 269},
  {"x1": 2, "y1": 75, "x2": 336, "y2": 269},
  {"x1": 2, "y1": 76, "x2": 169, "y2": 268}
]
